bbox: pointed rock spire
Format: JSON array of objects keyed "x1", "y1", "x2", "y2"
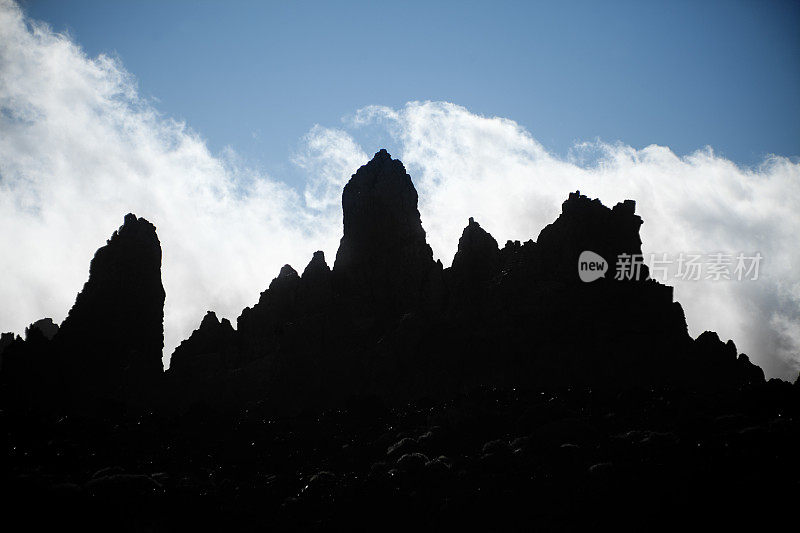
[
  {"x1": 302, "y1": 251, "x2": 330, "y2": 280},
  {"x1": 333, "y1": 149, "x2": 435, "y2": 316},
  {"x1": 169, "y1": 311, "x2": 236, "y2": 377},
  {"x1": 451, "y1": 217, "x2": 500, "y2": 283},
  {"x1": 55, "y1": 213, "x2": 165, "y2": 399},
  {"x1": 299, "y1": 251, "x2": 333, "y2": 310}
]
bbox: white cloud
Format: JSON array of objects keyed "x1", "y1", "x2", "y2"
[
  {"x1": 1, "y1": 1, "x2": 798, "y2": 379},
  {"x1": 0, "y1": 0, "x2": 340, "y2": 367},
  {"x1": 293, "y1": 125, "x2": 368, "y2": 211}
]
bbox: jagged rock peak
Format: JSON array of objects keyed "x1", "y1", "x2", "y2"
[
  {"x1": 200, "y1": 310, "x2": 221, "y2": 328},
  {"x1": 61, "y1": 213, "x2": 164, "y2": 329},
  {"x1": 278, "y1": 264, "x2": 299, "y2": 279},
  {"x1": 462, "y1": 217, "x2": 493, "y2": 239},
  {"x1": 197, "y1": 310, "x2": 234, "y2": 334},
  {"x1": 0, "y1": 332, "x2": 16, "y2": 356},
  {"x1": 373, "y1": 147, "x2": 391, "y2": 160},
  {"x1": 334, "y1": 149, "x2": 432, "y2": 266},
  {"x1": 563, "y1": 190, "x2": 595, "y2": 213},
  {"x1": 265, "y1": 264, "x2": 300, "y2": 294},
  {"x1": 535, "y1": 191, "x2": 647, "y2": 282},
  {"x1": 332, "y1": 149, "x2": 435, "y2": 313},
  {"x1": 25, "y1": 318, "x2": 58, "y2": 340},
  {"x1": 168, "y1": 310, "x2": 235, "y2": 375},
  {"x1": 562, "y1": 191, "x2": 640, "y2": 223},
  {"x1": 451, "y1": 217, "x2": 500, "y2": 278},
  {"x1": 255, "y1": 264, "x2": 300, "y2": 307},
  {"x1": 613, "y1": 199, "x2": 636, "y2": 215},
  {"x1": 182, "y1": 311, "x2": 234, "y2": 339},
  {"x1": 302, "y1": 251, "x2": 330, "y2": 278},
  {"x1": 107, "y1": 213, "x2": 159, "y2": 244},
  {"x1": 57, "y1": 212, "x2": 166, "y2": 394}
]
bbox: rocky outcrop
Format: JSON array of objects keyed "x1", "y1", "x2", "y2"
[
  {"x1": 0, "y1": 331, "x2": 16, "y2": 360},
  {"x1": 1, "y1": 151, "x2": 772, "y2": 415},
  {"x1": 535, "y1": 192, "x2": 648, "y2": 282},
  {"x1": 1, "y1": 153, "x2": 795, "y2": 532},
  {"x1": 237, "y1": 264, "x2": 302, "y2": 363},
  {"x1": 692, "y1": 331, "x2": 765, "y2": 387},
  {"x1": 298, "y1": 251, "x2": 334, "y2": 310},
  {"x1": 54, "y1": 213, "x2": 165, "y2": 401},
  {"x1": 158, "y1": 151, "x2": 767, "y2": 412},
  {"x1": 165, "y1": 249, "x2": 345, "y2": 411},
  {"x1": 26, "y1": 318, "x2": 58, "y2": 340},
  {"x1": 168, "y1": 311, "x2": 236, "y2": 378},
  {"x1": 450, "y1": 218, "x2": 500, "y2": 285},
  {"x1": 2, "y1": 214, "x2": 166, "y2": 408},
  {"x1": 0, "y1": 319, "x2": 58, "y2": 383},
  {"x1": 333, "y1": 149, "x2": 437, "y2": 321}
]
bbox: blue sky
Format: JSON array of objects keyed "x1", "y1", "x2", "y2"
[{"x1": 20, "y1": 0, "x2": 800, "y2": 183}]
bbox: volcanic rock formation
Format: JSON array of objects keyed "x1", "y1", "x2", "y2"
[
  {"x1": 0, "y1": 151, "x2": 794, "y2": 533},
  {"x1": 169, "y1": 311, "x2": 236, "y2": 378},
  {"x1": 0, "y1": 150, "x2": 769, "y2": 414},
  {"x1": 57, "y1": 213, "x2": 165, "y2": 400},
  {"x1": 333, "y1": 149, "x2": 440, "y2": 321},
  {"x1": 164, "y1": 150, "x2": 765, "y2": 413},
  {"x1": 1, "y1": 213, "x2": 165, "y2": 408},
  {"x1": 26, "y1": 318, "x2": 59, "y2": 340}
]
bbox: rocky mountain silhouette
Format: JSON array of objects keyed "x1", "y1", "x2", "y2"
[
  {"x1": 1, "y1": 213, "x2": 164, "y2": 410},
  {"x1": 0, "y1": 151, "x2": 772, "y2": 412},
  {"x1": 1, "y1": 150, "x2": 797, "y2": 531},
  {"x1": 27, "y1": 318, "x2": 59, "y2": 340},
  {"x1": 158, "y1": 150, "x2": 765, "y2": 413}
]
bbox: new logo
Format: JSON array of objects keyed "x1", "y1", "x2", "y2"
[{"x1": 578, "y1": 250, "x2": 607, "y2": 282}]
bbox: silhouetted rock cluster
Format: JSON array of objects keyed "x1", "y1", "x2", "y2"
[
  {"x1": 0, "y1": 149, "x2": 797, "y2": 530},
  {"x1": 27, "y1": 318, "x2": 58, "y2": 340},
  {"x1": 1, "y1": 213, "x2": 164, "y2": 410},
  {"x1": 0, "y1": 151, "x2": 775, "y2": 413},
  {"x1": 168, "y1": 311, "x2": 236, "y2": 378},
  {"x1": 159, "y1": 150, "x2": 767, "y2": 413}
]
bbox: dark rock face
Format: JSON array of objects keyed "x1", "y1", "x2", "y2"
[
  {"x1": 536, "y1": 192, "x2": 647, "y2": 282},
  {"x1": 450, "y1": 217, "x2": 500, "y2": 285},
  {"x1": 1, "y1": 151, "x2": 796, "y2": 532},
  {"x1": 168, "y1": 312, "x2": 236, "y2": 378},
  {"x1": 237, "y1": 264, "x2": 302, "y2": 364},
  {"x1": 0, "y1": 319, "x2": 57, "y2": 384},
  {"x1": 56, "y1": 213, "x2": 165, "y2": 400},
  {"x1": 26, "y1": 318, "x2": 58, "y2": 340},
  {"x1": 692, "y1": 331, "x2": 765, "y2": 387},
  {"x1": 0, "y1": 214, "x2": 165, "y2": 408},
  {"x1": 167, "y1": 152, "x2": 444, "y2": 410},
  {"x1": 0, "y1": 150, "x2": 774, "y2": 416},
  {"x1": 333, "y1": 149, "x2": 436, "y2": 319},
  {"x1": 0, "y1": 332, "x2": 15, "y2": 351},
  {"x1": 0, "y1": 331, "x2": 16, "y2": 368},
  {"x1": 162, "y1": 150, "x2": 767, "y2": 413},
  {"x1": 299, "y1": 251, "x2": 333, "y2": 310}
]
